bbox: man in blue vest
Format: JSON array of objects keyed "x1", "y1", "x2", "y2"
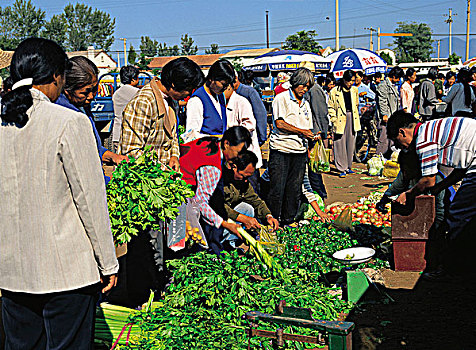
[{"x1": 186, "y1": 59, "x2": 235, "y2": 136}]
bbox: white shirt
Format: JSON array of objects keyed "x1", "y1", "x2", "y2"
[
  {"x1": 112, "y1": 84, "x2": 139, "y2": 142},
  {"x1": 186, "y1": 89, "x2": 224, "y2": 135},
  {"x1": 269, "y1": 89, "x2": 313, "y2": 153},
  {"x1": 226, "y1": 92, "x2": 263, "y2": 168}
]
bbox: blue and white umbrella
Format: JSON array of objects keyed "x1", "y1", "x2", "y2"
[
  {"x1": 327, "y1": 48, "x2": 387, "y2": 78},
  {"x1": 244, "y1": 50, "x2": 331, "y2": 72}
]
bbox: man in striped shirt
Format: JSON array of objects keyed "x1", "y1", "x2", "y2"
[{"x1": 387, "y1": 111, "x2": 476, "y2": 279}]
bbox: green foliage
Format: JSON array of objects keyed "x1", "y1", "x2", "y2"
[
  {"x1": 106, "y1": 148, "x2": 194, "y2": 245},
  {"x1": 140, "y1": 36, "x2": 158, "y2": 57},
  {"x1": 393, "y1": 22, "x2": 433, "y2": 63},
  {"x1": 448, "y1": 52, "x2": 461, "y2": 65},
  {"x1": 180, "y1": 34, "x2": 198, "y2": 55},
  {"x1": 283, "y1": 30, "x2": 323, "y2": 54},
  {"x1": 379, "y1": 51, "x2": 393, "y2": 65},
  {"x1": 128, "y1": 44, "x2": 137, "y2": 65},
  {"x1": 0, "y1": 0, "x2": 45, "y2": 50},
  {"x1": 136, "y1": 54, "x2": 152, "y2": 70},
  {"x1": 61, "y1": 3, "x2": 115, "y2": 51},
  {"x1": 157, "y1": 43, "x2": 180, "y2": 57},
  {"x1": 42, "y1": 14, "x2": 67, "y2": 49},
  {"x1": 205, "y1": 43, "x2": 219, "y2": 54}
]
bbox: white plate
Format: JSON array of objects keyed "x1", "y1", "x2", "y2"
[{"x1": 332, "y1": 247, "x2": 376, "y2": 265}]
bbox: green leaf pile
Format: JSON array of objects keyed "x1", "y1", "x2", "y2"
[{"x1": 106, "y1": 148, "x2": 194, "y2": 245}]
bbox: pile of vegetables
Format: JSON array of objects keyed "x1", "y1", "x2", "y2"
[
  {"x1": 276, "y1": 221, "x2": 391, "y2": 275},
  {"x1": 114, "y1": 251, "x2": 352, "y2": 350},
  {"x1": 106, "y1": 148, "x2": 194, "y2": 245},
  {"x1": 327, "y1": 201, "x2": 391, "y2": 227},
  {"x1": 99, "y1": 220, "x2": 391, "y2": 349}
]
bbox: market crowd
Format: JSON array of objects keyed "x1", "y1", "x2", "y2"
[{"x1": 0, "y1": 37, "x2": 475, "y2": 348}]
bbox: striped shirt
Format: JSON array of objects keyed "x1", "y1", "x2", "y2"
[
  {"x1": 416, "y1": 117, "x2": 476, "y2": 176},
  {"x1": 195, "y1": 166, "x2": 223, "y2": 228}
]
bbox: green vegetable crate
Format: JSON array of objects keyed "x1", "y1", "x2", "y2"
[{"x1": 245, "y1": 301, "x2": 354, "y2": 350}]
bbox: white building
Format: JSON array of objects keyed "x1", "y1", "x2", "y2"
[{"x1": 67, "y1": 46, "x2": 117, "y2": 76}]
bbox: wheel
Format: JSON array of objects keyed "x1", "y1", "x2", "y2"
[{"x1": 354, "y1": 128, "x2": 370, "y2": 163}]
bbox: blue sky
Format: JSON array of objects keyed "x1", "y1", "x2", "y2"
[{"x1": 2, "y1": 0, "x2": 474, "y2": 59}]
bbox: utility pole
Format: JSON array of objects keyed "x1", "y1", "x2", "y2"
[
  {"x1": 266, "y1": 10, "x2": 269, "y2": 48},
  {"x1": 466, "y1": 0, "x2": 471, "y2": 61},
  {"x1": 335, "y1": 0, "x2": 340, "y2": 51},
  {"x1": 119, "y1": 38, "x2": 127, "y2": 67},
  {"x1": 364, "y1": 27, "x2": 377, "y2": 51},
  {"x1": 377, "y1": 27, "x2": 381, "y2": 51},
  {"x1": 117, "y1": 52, "x2": 121, "y2": 68},
  {"x1": 444, "y1": 8, "x2": 457, "y2": 58},
  {"x1": 437, "y1": 40, "x2": 441, "y2": 60}
]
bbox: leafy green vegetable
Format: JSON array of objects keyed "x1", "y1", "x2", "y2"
[{"x1": 107, "y1": 147, "x2": 194, "y2": 245}]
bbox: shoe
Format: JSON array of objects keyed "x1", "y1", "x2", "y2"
[
  {"x1": 421, "y1": 268, "x2": 451, "y2": 282},
  {"x1": 346, "y1": 169, "x2": 356, "y2": 174},
  {"x1": 339, "y1": 172, "x2": 347, "y2": 178}
]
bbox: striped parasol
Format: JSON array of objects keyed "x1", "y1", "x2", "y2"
[
  {"x1": 463, "y1": 57, "x2": 476, "y2": 68},
  {"x1": 0, "y1": 49, "x2": 13, "y2": 70}
]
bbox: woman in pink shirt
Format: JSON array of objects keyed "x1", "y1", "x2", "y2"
[{"x1": 400, "y1": 68, "x2": 416, "y2": 113}]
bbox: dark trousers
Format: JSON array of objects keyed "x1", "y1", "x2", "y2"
[
  {"x1": 107, "y1": 228, "x2": 165, "y2": 308},
  {"x1": 308, "y1": 168, "x2": 328, "y2": 200},
  {"x1": 267, "y1": 150, "x2": 307, "y2": 224},
  {"x1": 376, "y1": 120, "x2": 393, "y2": 159},
  {"x1": 2, "y1": 286, "x2": 98, "y2": 350},
  {"x1": 443, "y1": 172, "x2": 476, "y2": 273},
  {"x1": 200, "y1": 217, "x2": 225, "y2": 254}
]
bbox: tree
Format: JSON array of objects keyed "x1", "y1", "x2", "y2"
[
  {"x1": 283, "y1": 30, "x2": 322, "y2": 54},
  {"x1": 157, "y1": 43, "x2": 179, "y2": 56},
  {"x1": 128, "y1": 44, "x2": 137, "y2": 65},
  {"x1": 205, "y1": 44, "x2": 219, "y2": 54},
  {"x1": 42, "y1": 14, "x2": 68, "y2": 48},
  {"x1": 180, "y1": 34, "x2": 198, "y2": 55},
  {"x1": 140, "y1": 36, "x2": 158, "y2": 57},
  {"x1": 393, "y1": 22, "x2": 433, "y2": 63},
  {"x1": 62, "y1": 3, "x2": 115, "y2": 51},
  {"x1": 448, "y1": 52, "x2": 461, "y2": 65},
  {"x1": 379, "y1": 52, "x2": 393, "y2": 65},
  {"x1": 0, "y1": 0, "x2": 45, "y2": 49},
  {"x1": 136, "y1": 54, "x2": 151, "y2": 70}
]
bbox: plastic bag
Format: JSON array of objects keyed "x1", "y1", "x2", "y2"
[
  {"x1": 167, "y1": 199, "x2": 208, "y2": 251},
  {"x1": 382, "y1": 160, "x2": 400, "y2": 178},
  {"x1": 367, "y1": 155, "x2": 386, "y2": 176},
  {"x1": 309, "y1": 139, "x2": 330, "y2": 173},
  {"x1": 332, "y1": 207, "x2": 354, "y2": 232}
]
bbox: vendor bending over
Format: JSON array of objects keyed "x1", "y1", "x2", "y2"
[
  {"x1": 222, "y1": 151, "x2": 280, "y2": 248},
  {"x1": 180, "y1": 126, "x2": 251, "y2": 254},
  {"x1": 387, "y1": 111, "x2": 476, "y2": 280}
]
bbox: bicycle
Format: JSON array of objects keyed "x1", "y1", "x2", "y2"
[{"x1": 354, "y1": 103, "x2": 378, "y2": 163}]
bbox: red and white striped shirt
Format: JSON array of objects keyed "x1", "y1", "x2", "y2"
[{"x1": 416, "y1": 117, "x2": 476, "y2": 176}]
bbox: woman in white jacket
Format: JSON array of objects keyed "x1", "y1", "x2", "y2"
[{"x1": 0, "y1": 38, "x2": 118, "y2": 349}]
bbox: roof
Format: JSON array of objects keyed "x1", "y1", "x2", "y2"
[
  {"x1": 149, "y1": 54, "x2": 224, "y2": 70},
  {"x1": 221, "y1": 48, "x2": 279, "y2": 58},
  {"x1": 67, "y1": 49, "x2": 116, "y2": 64}
]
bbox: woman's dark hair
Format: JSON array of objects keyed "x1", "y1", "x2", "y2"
[
  {"x1": 64, "y1": 56, "x2": 98, "y2": 94},
  {"x1": 373, "y1": 72, "x2": 383, "y2": 80},
  {"x1": 457, "y1": 68, "x2": 473, "y2": 107},
  {"x1": 120, "y1": 65, "x2": 140, "y2": 85},
  {"x1": 221, "y1": 125, "x2": 251, "y2": 150},
  {"x1": 1, "y1": 38, "x2": 69, "y2": 127},
  {"x1": 355, "y1": 71, "x2": 365, "y2": 78},
  {"x1": 427, "y1": 67, "x2": 439, "y2": 81},
  {"x1": 386, "y1": 110, "x2": 419, "y2": 139},
  {"x1": 338, "y1": 70, "x2": 356, "y2": 89},
  {"x1": 3, "y1": 76, "x2": 13, "y2": 92},
  {"x1": 207, "y1": 59, "x2": 235, "y2": 85},
  {"x1": 470, "y1": 66, "x2": 476, "y2": 78},
  {"x1": 234, "y1": 150, "x2": 258, "y2": 171},
  {"x1": 405, "y1": 68, "x2": 416, "y2": 80},
  {"x1": 437, "y1": 73, "x2": 445, "y2": 80},
  {"x1": 388, "y1": 66, "x2": 404, "y2": 79},
  {"x1": 161, "y1": 57, "x2": 205, "y2": 92},
  {"x1": 238, "y1": 70, "x2": 254, "y2": 85},
  {"x1": 446, "y1": 71, "x2": 456, "y2": 81},
  {"x1": 316, "y1": 75, "x2": 326, "y2": 86}
]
